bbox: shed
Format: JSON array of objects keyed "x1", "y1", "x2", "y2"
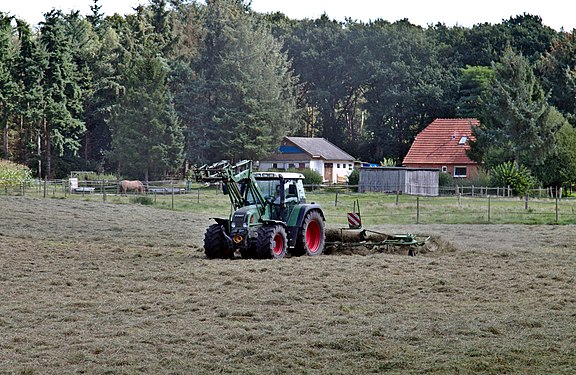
[{"x1": 359, "y1": 166, "x2": 439, "y2": 196}]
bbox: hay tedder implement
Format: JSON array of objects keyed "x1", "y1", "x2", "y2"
[{"x1": 326, "y1": 200, "x2": 430, "y2": 256}]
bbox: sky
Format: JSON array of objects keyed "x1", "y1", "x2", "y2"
[{"x1": 1, "y1": 0, "x2": 574, "y2": 31}]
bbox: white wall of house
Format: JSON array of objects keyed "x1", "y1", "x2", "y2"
[
  {"x1": 333, "y1": 161, "x2": 354, "y2": 183},
  {"x1": 259, "y1": 159, "x2": 353, "y2": 184},
  {"x1": 309, "y1": 159, "x2": 324, "y2": 177}
]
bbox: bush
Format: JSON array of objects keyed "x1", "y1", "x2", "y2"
[
  {"x1": 347, "y1": 169, "x2": 359, "y2": 192},
  {"x1": 438, "y1": 172, "x2": 453, "y2": 186},
  {"x1": 0, "y1": 160, "x2": 33, "y2": 186},
  {"x1": 288, "y1": 168, "x2": 322, "y2": 189},
  {"x1": 489, "y1": 161, "x2": 534, "y2": 196},
  {"x1": 130, "y1": 195, "x2": 154, "y2": 205}
]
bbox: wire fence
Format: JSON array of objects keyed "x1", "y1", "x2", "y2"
[
  {"x1": 322, "y1": 190, "x2": 575, "y2": 225},
  {"x1": 1, "y1": 179, "x2": 575, "y2": 224}
]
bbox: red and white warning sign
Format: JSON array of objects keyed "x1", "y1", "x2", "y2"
[{"x1": 347, "y1": 212, "x2": 362, "y2": 228}]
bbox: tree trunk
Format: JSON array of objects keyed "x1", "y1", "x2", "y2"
[
  {"x1": 37, "y1": 125, "x2": 42, "y2": 179},
  {"x1": 44, "y1": 118, "x2": 52, "y2": 180},
  {"x1": 2, "y1": 120, "x2": 7, "y2": 159},
  {"x1": 514, "y1": 150, "x2": 521, "y2": 169}
]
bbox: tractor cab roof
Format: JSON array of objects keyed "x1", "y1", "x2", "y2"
[{"x1": 253, "y1": 171, "x2": 305, "y2": 180}]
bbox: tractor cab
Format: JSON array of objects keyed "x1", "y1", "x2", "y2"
[{"x1": 252, "y1": 171, "x2": 306, "y2": 204}]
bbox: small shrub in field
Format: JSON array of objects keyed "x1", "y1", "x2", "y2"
[
  {"x1": 489, "y1": 161, "x2": 534, "y2": 196},
  {"x1": 0, "y1": 161, "x2": 33, "y2": 186},
  {"x1": 347, "y1": 169, "x2": 359, "y2": 192},
  {"x1": 130, "y1": 196, "x2": 154, "y2": 205}
]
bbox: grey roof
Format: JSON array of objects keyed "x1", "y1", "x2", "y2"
[{"x1": 286, "y1": 137, "x2": 355, "y2": 161}]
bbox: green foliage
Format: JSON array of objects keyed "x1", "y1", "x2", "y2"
[
  {"x1": 106, "y1": 5, "x2": 184, "y2": 180},
  {"x1": 438, "y1": 172, "x2": 453, "y2": 187},
  {"x1": 489, "y1": 161, "x2": 534, "y2": 196},
  {"x1": 471, "y1": 48, "x2": 561, "y2": 169},
  {"x1": 73, "y1": 172, "x2": 117, "y2": 181},
  {"x1": 538, "y1": 31, "x2": 576, "y2": 124},
  {"x1": 0, "y1": 160, "x2": 33, "y2": 185},
  {"x1": 0, "y1": 5, "x2": 574, "y2": 189},
  {"x1": 360, "y1": 21, "x2": 455, "y2": 163},
  {"x1": 347, "y1": 169, "x2": 359, "y2": 192},
  {"x1": 379, "y1": 158, "x2": 396, "y2": 167},
  {"x1": 0, "y1": 15, "x2": 19, "y2": 159},
  {"x1": 456, "y1": 65, "x2": 493, "y2": 118},
  {"x1": 296, "y1": 168, "x2": 323, "y2": 185},
  {"x1": 277, "y1": 15, "x2": 368, "y2": 158},
  {"x1": 532, "y1": 120, "x2": 576, "y2": 187},
  {"x1": 39, "y1": 10, "x2": 87, "y2": 177},
  {"x1": 130, "y1": 195, "x2": 154, "y2": 205},
  {"x1": 177, "y1": 0, "x2": 299, "y2": 164}
]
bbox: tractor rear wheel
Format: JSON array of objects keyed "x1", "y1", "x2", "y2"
[
  {"x1": 296, "y1": 210, "x2": 325, "y2": 256},
  {"x1": 256, "y1": 225, "x2": 287, "y2": 259},
  {"x1": 204, "y1": 224, "x2": 233, "y2": 259}
]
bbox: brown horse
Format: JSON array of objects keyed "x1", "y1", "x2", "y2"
[{"x1": 119, "y1": 180, "x2": 145, "y2": 194}]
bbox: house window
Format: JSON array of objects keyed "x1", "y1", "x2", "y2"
[
  {"x1": 454, "y1": 166, "x2": 467, "y2": 178},
  {"x1": 299, "y1": 163, "x2": 305, "y2": 169},
  {"x1": 272, "y1": 163, "x2": 277, "y2": 169},
  {"x1": 458, "y1": 136, "x2": 468, "y2": 145},
  {"x1": 348, "y1": 164, "x2": 353, "y2": 170},
  {"x1": 288, "y1": 163, "x2": 295, "y2": 169},
  {"x1": 441, "y1": 166, "x2": 448, "y2": 173},
  {"x1": 336, "y1": 164, "x2": 340, "y2": 168}
]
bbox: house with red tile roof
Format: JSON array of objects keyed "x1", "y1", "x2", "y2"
[{"x1": 402, "y1": 118, "x2": 480, "y2": 178}]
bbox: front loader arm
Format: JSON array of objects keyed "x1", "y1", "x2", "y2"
[{"x1": 193, "y1": 160, "x2": 267, "y2": 212}]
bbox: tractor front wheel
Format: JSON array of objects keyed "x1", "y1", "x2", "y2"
[
  {"x1": 296, "y1": 210, "x2": 325, "y2": 256},
  {"x1": 204, "y1": 224, "x2": 233, "y2": 259},
  {"x1": 256, "y1": 225, "x2": 287, "y2": 259}
]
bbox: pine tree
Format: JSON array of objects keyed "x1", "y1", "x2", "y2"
[
  {"x1": 471, "y1": 47, "x2": 562, "y2": 169},
  {"x1": 106, "y1": 5, "x2": 184, "y2": 180},
  {"x1": 178, "y1": 0, "x2": 299, "y2": 164},
  {"x1": 39, "y1": 10, "x2": 86, "y2": 178},
  {"x1": 12, "y1": 19, "x2": 47, "y2": 172},
  {"x1": 0, "y1": 14, "x2": 19, "y2": 160}
]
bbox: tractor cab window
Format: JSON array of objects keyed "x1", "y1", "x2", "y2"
[
  {"x1": 253, "y1": 179, "x2": 303, "y2": 204},
  {"x1": 285, "y1": 181, "x2": 299, "y2": 203},
  {"x1": 255, "y1": 179, "x2": 278, "y2": 201}
]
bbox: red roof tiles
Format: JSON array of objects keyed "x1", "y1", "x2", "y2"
[{"x1": 403, "y1": 118, "x2": 479, "y2": 166}]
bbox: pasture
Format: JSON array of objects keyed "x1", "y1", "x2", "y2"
[
  {"x1": 1, "y1": 196, "x2": 575, "y2": 373},
  {"x1": 6, "y1": 180, "x2": 576, "y2": 225}
]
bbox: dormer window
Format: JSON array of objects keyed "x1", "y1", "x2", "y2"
[{"x1": 458, "y1": 135, "x2": 468, "y2": 145}]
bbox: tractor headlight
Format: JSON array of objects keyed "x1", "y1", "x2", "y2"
[{"x1": 231, "y1": 222, "x2": 236, "y2": 228}]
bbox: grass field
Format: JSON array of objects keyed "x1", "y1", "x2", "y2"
[
  {"x1": 1, "y1": 196, "x2": 575, "y2": 374},
  {"x1": 5, "y1": 182, "x2": 576, "y2": 225}
]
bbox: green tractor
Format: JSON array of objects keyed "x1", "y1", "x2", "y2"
[{"x1": 195, "y1": 160, "x2": 325, "y2": 259}]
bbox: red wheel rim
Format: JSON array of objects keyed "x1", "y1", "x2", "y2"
[
  {"x1": 273, "y1": 233, "x2": 284, "y2": 256},
  {"x1": 305, "y1": 220, "x2": 321, "y2": 253}
]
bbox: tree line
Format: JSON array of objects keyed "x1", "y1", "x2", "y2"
[{"x1": 1, "y1": 0, "x2": 575, "y2": 188}]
